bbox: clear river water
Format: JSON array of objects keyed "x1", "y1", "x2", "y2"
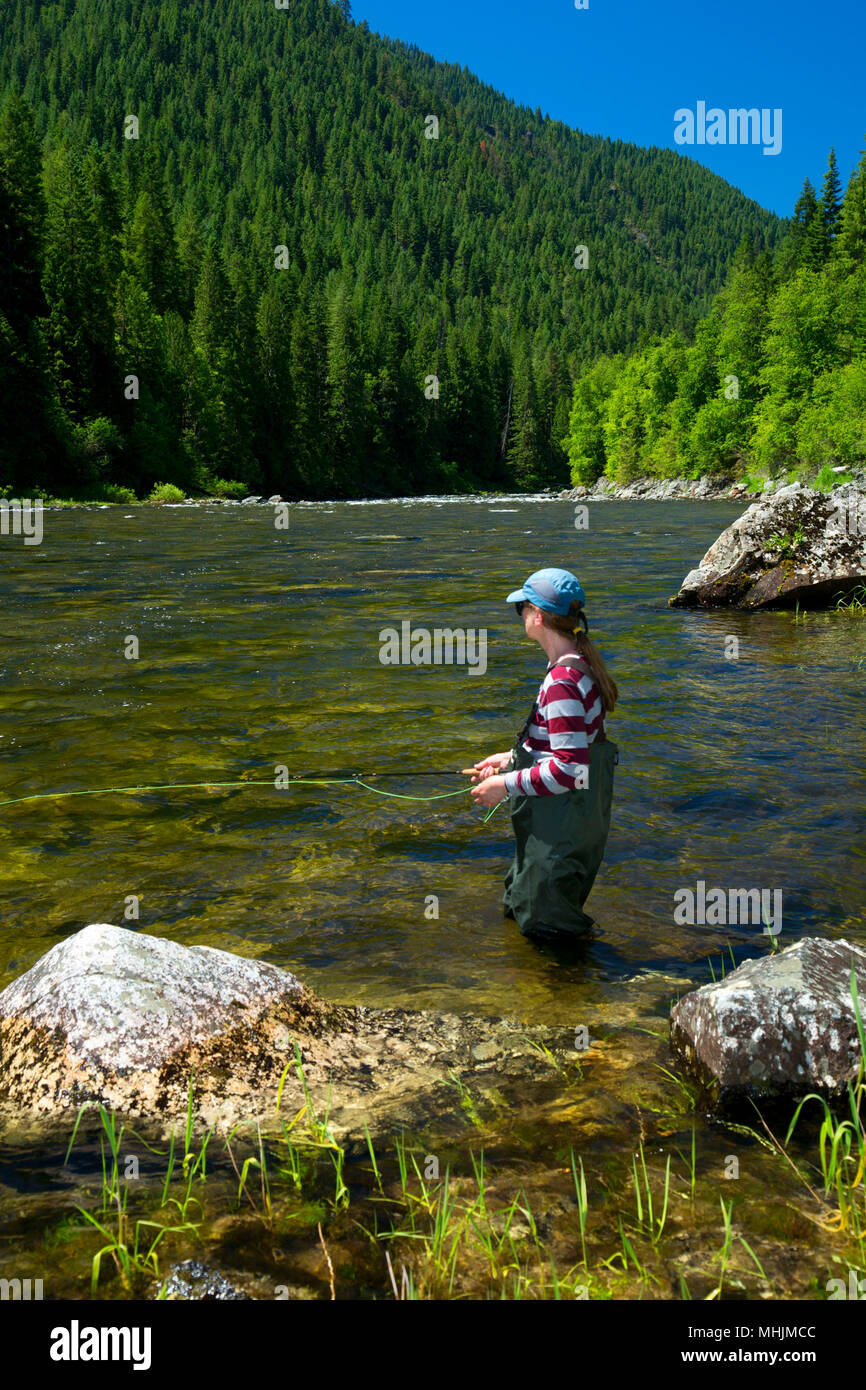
[{"x1": 2, "y1": 495, "x2": 865, "y2": 1299}]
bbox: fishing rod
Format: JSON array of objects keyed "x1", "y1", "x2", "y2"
[
  {"x1": 286, "y1": 769, "x2": 467, "y2": 779},
  {"x1": 0, "y1": 771, "x2": 497, "y2": 811}
]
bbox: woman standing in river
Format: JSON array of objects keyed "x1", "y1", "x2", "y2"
[{"x1": 464, "y1": 567, "x2": 618, "y2": 943}]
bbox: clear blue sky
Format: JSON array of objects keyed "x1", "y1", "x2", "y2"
[{"x1": 351, "y1": 0, "x2": 865, "y2": 217}]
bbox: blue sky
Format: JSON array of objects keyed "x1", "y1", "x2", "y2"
[{"x1": 352, "y1": 0, "x2": 865, "y2": 217}]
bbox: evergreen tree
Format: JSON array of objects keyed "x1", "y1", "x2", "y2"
[
  {"x1": 0, "y1": 91, "x2": 45, "y2": 331},
  {"x1": 820, "y1": 147, "x2": 843, "y2": 245},
  {"x1": 837, "y1": 140, "x2": 866, "y2": 267}
]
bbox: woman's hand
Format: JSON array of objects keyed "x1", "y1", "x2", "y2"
[
  {"x1": 469, "y1": 774, "x2": 508, "y2": 808},
  {"x1": 461, "y1": 752, "x2": 511, "y2": 783}
]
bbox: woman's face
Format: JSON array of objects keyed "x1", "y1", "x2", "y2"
[{"x1": 519, "y1": 602, "x2": 544, "y2": 642}]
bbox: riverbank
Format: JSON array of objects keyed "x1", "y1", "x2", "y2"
[
  {"x1": 561, "y1": 467, "x2": 866, "y2": 504},
  {"x1": 4, "y1": 930, "x2": 866, "y2": 1303},
  {"x1": 10, "y1": 466, "x2": 864, "y2": 510}
]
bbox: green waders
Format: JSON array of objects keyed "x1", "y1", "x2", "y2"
[{"x1": 502, "y1": 661, "x2": 618, "y2": 941}]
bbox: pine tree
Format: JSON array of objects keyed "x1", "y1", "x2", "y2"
[
  {"x1": 782, "y1": 178, "x2": 819, "y2": 274},
  {"x1": 506, "y1": 345, "x2": 543, "y2": 488},
  {"x1": 255, "y1": 275, "x2": 298, "y2": 494},
  {"x1": 837, "y1": 140, "x2": 866, "y2": 267},
  {"x1": 124, "y1": 151, "x2": 180, "y2": 313},
  {"x1": 0, "y1": 91, "x2": 46, "y2": 331},
  {"x1": 325, "y1": 282, "x2": 364, "y2": 493},
  {"x1": 820, "y1": 147, "x2": 843, "y2": 245}
]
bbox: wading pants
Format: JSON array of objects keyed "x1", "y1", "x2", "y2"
[{"x1": 502, "y1": 736, "x2": 618, "y2": 940}]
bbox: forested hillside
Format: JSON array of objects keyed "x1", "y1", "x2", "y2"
[
  {"x1": 0, "y1": 0, "x2": 784, "y2": 498},
  {"x1": 565, "y1": 148, "x2": 866, "y2": 489}
]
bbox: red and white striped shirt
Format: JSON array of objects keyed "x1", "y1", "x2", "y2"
[{"x1": 502, "y1": 657, "x2": 606, "y2": 796}]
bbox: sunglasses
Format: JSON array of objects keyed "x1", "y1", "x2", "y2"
[{"x1": 514, "y1": 601, "x2": 526, "y2": 616}]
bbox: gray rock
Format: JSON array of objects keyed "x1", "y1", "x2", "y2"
[
  {"x1": 267, "y1": 495, "x2": 283, "y2": 505},
  {"x1": 0, "y1": 923, "x2": 304, "y2": 1071},
  {"x1": 575, "y1": 474, "x2": 736, "y2": 502},
  {"x1": 0, "y1": 924, "x2": 316, "y2": 1127},
  {"x1": 670, "y1": 937, "x2": 866, "y2": 1107},
  {"x1": 670, "y1": 482, "x2": 866, "y2": 609},
  {"x1": 241, "y1": 495, "x2": 263, "y2": 505},
  {"x1": 161, "y1": 1260, "x2": 248, "y2": 1300},
  {"x1": 0, "y1": 925, "x2": 576, "y2": 1143}
]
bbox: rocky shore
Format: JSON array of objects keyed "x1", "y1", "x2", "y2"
[{"x1": 560, "y1": 467, "x2": 865, "y2": 504}]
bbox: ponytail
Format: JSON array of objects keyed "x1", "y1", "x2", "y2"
[{"x1": 542, "y1": 602, "x2": 618, "y2": 712}]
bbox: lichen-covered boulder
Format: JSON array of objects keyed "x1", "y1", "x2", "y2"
[
  {"x1": 0, "y1": 924, "x2": 341, "y2": 1128},
  {"x1": 0, "y1": 924, "x2": 575, "y2": 1143},
  {"x1": 670, "y1": 482, "x2": 866, "y2": 609},
  {"x1": 670, "y1": 937, "x2": 866, "y2": 1107}
]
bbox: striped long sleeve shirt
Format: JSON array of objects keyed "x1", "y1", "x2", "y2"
[{"x1": 502, "y1": 657, "x2": 606, "y2": 797}]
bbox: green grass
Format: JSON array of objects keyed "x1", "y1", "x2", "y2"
[
  {"x1": 785, "y1": 968, "x2": 866, "y2": 1251},
  {"x1": 834, "y1": 584, "x2": 866, "y2": 615},
  {"x1": 814, "y1": 463, "x2": 854, "y2": 492},
  {"x1": 47, "y1": 982, "x2": 866, "y2": 1302},
  {"x1": 65, "y1": 1104, "x2": 201, "y2": 1295}
]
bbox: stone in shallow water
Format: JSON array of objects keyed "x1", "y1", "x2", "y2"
[
  {"x1": 0, "y1": 923, "x2": 327, "y2": 1129},
  {"x1": 161, "y1": 1260, "x2": 248, "y2": 1300},
  {"x1": 0, "y1": 924, "x2": 575, "y2": 1142},
  {"x1": 670, "y1": 937, "x2": 866, "y2": 1107},
  {"x1": 669, "y1": 483, "x2": 866, "y2": 609}
]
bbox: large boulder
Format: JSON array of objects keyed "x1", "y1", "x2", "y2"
[
  {"x1": 0, "y1": 924, "x2": 331, "y2": 1129},
  {"x1": 0, "y1": 924, "x2": 572, "y2": 1142},
  {"x1": 670, "y1": 937, "x2": 866, "y2": 1108},
  {"x1": 670, "y1": 482, "x2": 866, "y2": 608}
]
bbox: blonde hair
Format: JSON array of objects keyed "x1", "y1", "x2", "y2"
[{"x1": 540, "y1": 602, "x2": 618, "y2": 712}]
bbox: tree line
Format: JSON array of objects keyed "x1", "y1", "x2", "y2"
[{"x1": 565, "y1": 147, "x2": 866, "y2": 488}]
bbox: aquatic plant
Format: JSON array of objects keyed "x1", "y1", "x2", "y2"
[
  {"x1": 68, "y1": 1106, "x2": 199, "y2": 1295},
  {"x1": 834, "y1": 583, "x2": 866, "y2": 615},
  {"x1": 785, "y1": 967, "x2": 866, "y2": 1245}
]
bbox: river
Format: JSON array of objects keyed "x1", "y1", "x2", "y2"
[{"x1": 2, "y1": 495, "x2": 865, "y2": 1299}]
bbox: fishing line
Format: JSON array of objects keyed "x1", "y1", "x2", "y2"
[{"x1": 0, "y1": 775, "x2": 479, "y2": 811}]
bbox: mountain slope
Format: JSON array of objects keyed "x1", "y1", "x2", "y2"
[{"x1": 0, "y1": 0, "x2": 784, "y2": 496}]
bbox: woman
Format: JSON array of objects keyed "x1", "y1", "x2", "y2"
[{"x1": 464, "y1": 567, "x2": 618, "y2": 942}]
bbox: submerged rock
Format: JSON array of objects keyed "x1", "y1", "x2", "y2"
[
  {"x1": 670, "y1": 482, "x2": 866, "y2": 609},
  {"x1": 161, "y1": 1260, "x2": 248, "y2": 1300},
  {"x1": 0, "y1": 925, "x2": 574, "y2": 1143},
  {"x1": 670, "y1": 937, "x2": 866, "y2": 1107}
]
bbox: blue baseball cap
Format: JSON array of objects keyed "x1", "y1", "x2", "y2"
[{"x1": 507, "y1": 567, "x2": 586, "y2": 615}]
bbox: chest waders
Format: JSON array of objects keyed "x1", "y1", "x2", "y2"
[{"x1": 502, "y1": 656, "x2": 618, "y2": 941}]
